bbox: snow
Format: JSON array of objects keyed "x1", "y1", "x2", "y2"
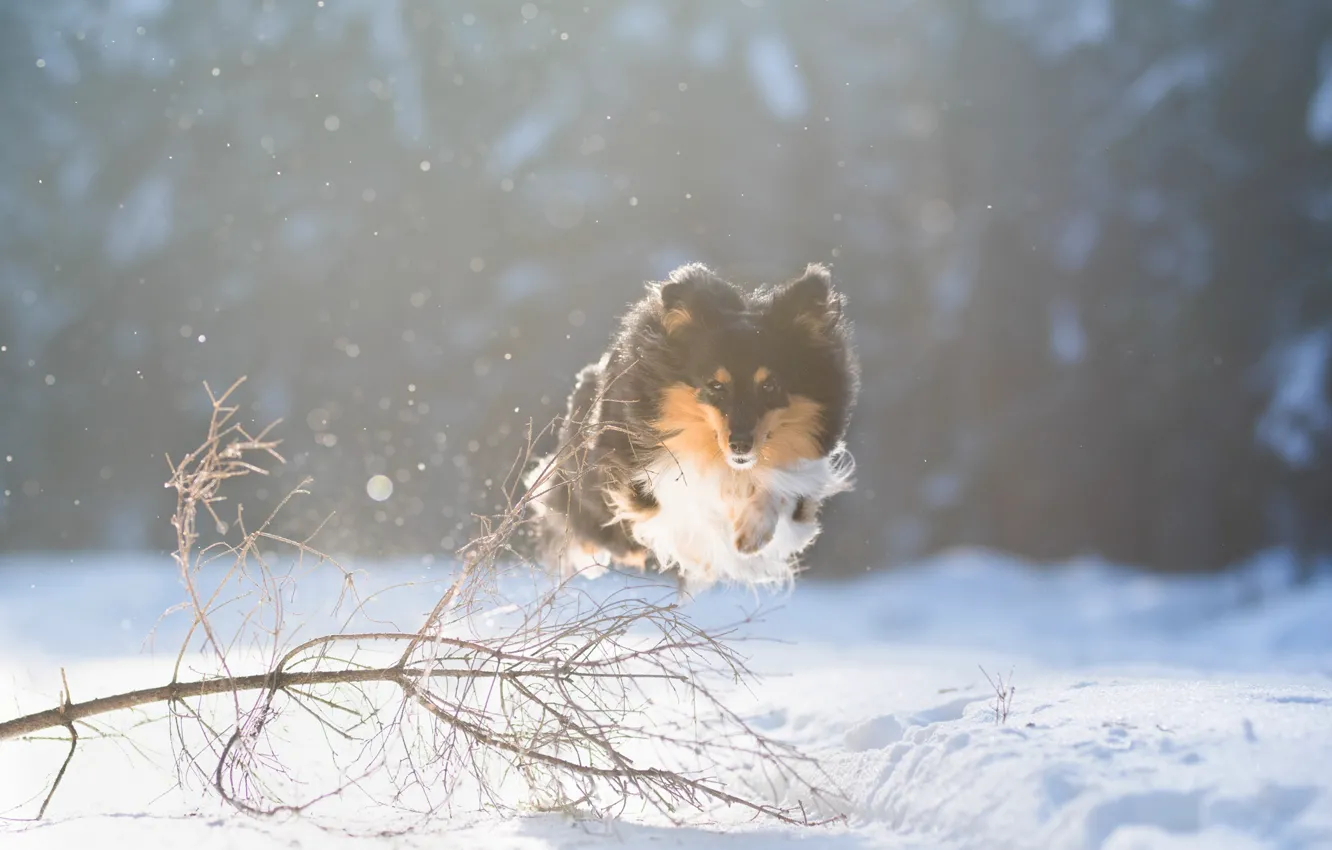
[
  {"x1": 1308, "y1": 48, "x2": 1332, "y2": 146},
  {"x1": 1256, "y1": 327, "x2": 1332, "y2": 469},
  {"x1": 610, "y1": 1, "x2": 673, "y2": 48},
  {"x1": 746, "y1": 34, "x2": 808, "y2": 121},
  {"x1": 1049, "y1": 297, "x2": 1087, "y2": 366},
  {"x1": 1056, "y1": 210, "x2": 1100, "y2": 273},
  {"x1": 104, "y1": 172, "x2": 174, "y2": 266},
  {"x1": 488, "y1": 109, "x2": 563, "y2": 177},
  {"x1": 982, "y1": 0, "x2": 1113, "y2": 59},
  {"x1": 689, "y1": 21, "x2": 729, "y2": 68},
  {"x1": 2, "y1": 548, "x2": 1330, "y2": 848},
  {"x1": 1121, "y1": 51, "x2": 1212, "y2": 125}
]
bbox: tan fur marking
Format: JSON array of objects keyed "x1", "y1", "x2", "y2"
[
  {"x1": 662, "y1": 307, "x2": 692, "y2": 335},
  {"x1": 756, "y1": 394, "x2": 825, "y2": 468},
  {"x1": 713, "y1": 367, "x2": 732, "y2": 385},
  {"x1": 617, "y1": 548, "x2": 649, "y2": 569},
  {"x1": 654, "y1": 383, "x2": 730, "y2": 471},
  {"x1": 753, "y1": 366, "x2": 771, "y2": 385},
  {"x1": 575, "y1": 541, "x2": 609, "y2": 563}
]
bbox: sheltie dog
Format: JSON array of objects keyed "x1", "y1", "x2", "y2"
[{"x1": 524, "y1": 262, "x2": 859, "y2": 592}]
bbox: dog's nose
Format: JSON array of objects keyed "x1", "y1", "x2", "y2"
[{"x1": 728, "y1": 434, "x2": 754, "y2": 455}]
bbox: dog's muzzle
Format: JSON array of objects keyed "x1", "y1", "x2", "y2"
[{"x1": 726, "y1": 432, "x2": 758, "y2": 469}]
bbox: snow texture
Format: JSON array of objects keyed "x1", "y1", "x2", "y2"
[
  {"x1": 1049, "y1": 297, "x2": 1087, "y2": 366},
  {"x1": 103, "y1": 172, "x2": 174, "y2": 265},
  {"x1": 982, "y1": 0, "x2": 1112, "y2": 59},
  {"x1": 1308, "y1": 44, "x2": 1332, "y2": 146},
  {"x1": 2, "y1": 548, "x2": 1330, "y2": 848},
  {"x1": 1257, "y1": 327, "x2": 1332, "y2": 468},
  {"x1": 746, "y1": 34, "x2": 807, "y2": 121}
]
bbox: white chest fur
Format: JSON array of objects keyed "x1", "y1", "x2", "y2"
[{"x1": 627, "y1": 446, "x2": 854, "y2": 591}]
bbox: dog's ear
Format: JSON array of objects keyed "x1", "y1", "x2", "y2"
[
  {"x1": 656, "y1": 263, "x2": 714, "y2": 334},
  {"x1": 773, "y1": 263, "x2": 841, "y2": 337}
]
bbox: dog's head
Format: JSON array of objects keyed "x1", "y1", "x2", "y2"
[{"x1": 646, "y1": 263, "x2": 857, "y2": 472}]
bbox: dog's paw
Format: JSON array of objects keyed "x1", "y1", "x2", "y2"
[
  {"x1": 733, "y1": 497, "x2": 785, "y2": 554},
  {"x1": 734, "y1": 523, "x2": 775, "y2": 555}
]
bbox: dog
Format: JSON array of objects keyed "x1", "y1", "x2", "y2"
[{"x1": 524, "y1": 262, "x2": 859, "y2": 592}]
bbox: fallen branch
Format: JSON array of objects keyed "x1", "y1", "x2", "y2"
[{"x1": 2, "y1": 377, "x2": 844, "y2": 827}]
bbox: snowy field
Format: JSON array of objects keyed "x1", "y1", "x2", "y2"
[{"x1": 1, "y1": 548, "x2": 1330, "y2": 849}]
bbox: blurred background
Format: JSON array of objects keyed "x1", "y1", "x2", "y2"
[{"x1": 1, "y1": 0, "x2": 1330, "y2": 579}]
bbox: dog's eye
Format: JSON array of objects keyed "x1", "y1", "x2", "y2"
[
  {"x1": 760, "y1": 378, "x2": 781, "y2": 395},
  {"x1": 705, "y1": 379, "x2": 727, "y2": 394}
]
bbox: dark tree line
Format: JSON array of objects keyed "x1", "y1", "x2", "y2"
[{"x1": 1, "y1": 1, "x2": 1329, "y2": 576}]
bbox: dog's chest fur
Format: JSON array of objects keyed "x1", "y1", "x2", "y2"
[{"x1": 627, "y1": 446, "x2": 854, "y2": 590}]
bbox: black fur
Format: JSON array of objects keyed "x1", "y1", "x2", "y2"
[{"x1": 526, "y1": 262, "x2": 859, "y2": 579}]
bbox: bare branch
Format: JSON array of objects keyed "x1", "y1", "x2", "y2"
[{"x1": 1, "y1": 378, "x2": 845, "y2": 828}]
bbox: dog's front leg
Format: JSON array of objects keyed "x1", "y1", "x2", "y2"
[
  {"x1": 732, "y1": 485, "x2": 789, "y2": 555},
  {"x1": 792, "y1": 496, "x2": 821, "y2": 524}
]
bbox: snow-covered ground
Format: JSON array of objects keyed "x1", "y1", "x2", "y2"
[{"x1": 1, "y1": 548, "x2": 1330, "y2": 849}]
